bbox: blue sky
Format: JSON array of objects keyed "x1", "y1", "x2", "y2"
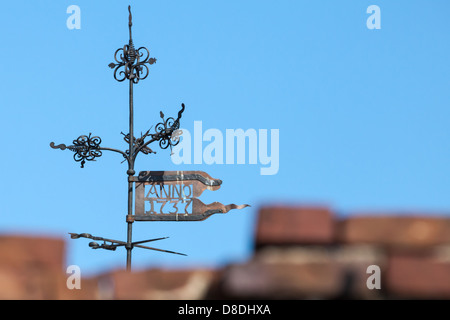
[{"x1": 0, "y1": 0, "x2": 449, "y2": 275}]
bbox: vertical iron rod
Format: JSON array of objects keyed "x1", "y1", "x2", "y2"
[{"x1": 126, "y1": 79, "x2": 135, "y2": 272}]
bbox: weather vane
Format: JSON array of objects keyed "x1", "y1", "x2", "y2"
[{"x1": 51, "y1": 5, "x2": 249, "y2": 271}]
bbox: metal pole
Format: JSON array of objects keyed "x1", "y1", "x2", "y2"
[
  {"x1": 126, "y1": 79, "x2": 135, "y2": 272},
  {"x1": 53, "y1": 6, "x2": 188, "y2": 272}
]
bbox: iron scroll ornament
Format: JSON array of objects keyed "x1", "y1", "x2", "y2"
[
  {"x1": 121, "y1": 103, "x2": 185, "y2": 158},
  {"x1": 50, "y1": 5, "x2": 185, "y2": 168},
  {"x1": 108, "y1": 46, "x2": 156, "y2": 83},
  {"x1": 154, "y1": 104, "x2": 185, "y2": 151},
  {"x1": 50, "y1": 133, "x2": 102, "y2": 168},
  {"x1": 49, "y1": 103, "x2": 185, "y2": 168},
  {"x1": 71, "y1": 134, "x2": 102, "y2": 168}
]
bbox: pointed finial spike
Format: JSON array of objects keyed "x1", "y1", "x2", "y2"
[
  {"x1": 128, "y1": 5, "x2": 133, "y2": 43},
  {"x1": 128, "y1": 5, "x2": 132, "y2": 27}
]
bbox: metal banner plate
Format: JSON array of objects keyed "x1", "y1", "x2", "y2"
[{"x1": 132, "y1": 171, "x2": 249, "y2": 221}]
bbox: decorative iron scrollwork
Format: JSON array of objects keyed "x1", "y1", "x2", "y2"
[
  {"x1": 50, "y1": 133, "x2": 102, "y2": 168},
  {"x1": 122, "y1": 103, "x2": 185, "y2": 157},
  {"x1": 153, "y1": 103, "x2": 185, "y2": 151},
  {"x1": 108, "y1": 6, "x2": 156, "y2": 83},
  {"x1": 109, "y1": 46, "x2": 156, "y2": 83},
  {"x1": 70, "y1": 134, "x2": 102, "y2": 168},
  {"x1": 51, "y1": 6, "x2": 185, "y2": 168},
  {"x1": 121, "y1": 129, "x2": 156, "y2": 158}
]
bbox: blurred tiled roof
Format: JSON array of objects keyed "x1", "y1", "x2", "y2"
[{"x1": 1, "y1": 205, "x2": 450, "y2": 299}]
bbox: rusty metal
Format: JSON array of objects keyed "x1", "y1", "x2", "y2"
[
  {"x1": 50, "y1": 6, "x2": 187, "y2": 271},
  {"x1": 50, "y1": 6, "x2": 249, "y2": 272},
  {"x1": 108, "y1": 6, "x2": 157, "y2": 84},
  {"x1": 69, "y1": 233, "x2": 186, "y2": 256},
  {"x1": 133, "y1": 171, "x2": 249, "y2": 221},
  {"x1": 51, "y1": 134, "x2": 103, "y2": 168},
  {"x1": 50, "y1": 6, "x2": 184, "y2": 171}
]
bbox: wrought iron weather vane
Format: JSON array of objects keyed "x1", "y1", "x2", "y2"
[{"x1": 50, "y1": 6, "x2": 248, "y2": 271}]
